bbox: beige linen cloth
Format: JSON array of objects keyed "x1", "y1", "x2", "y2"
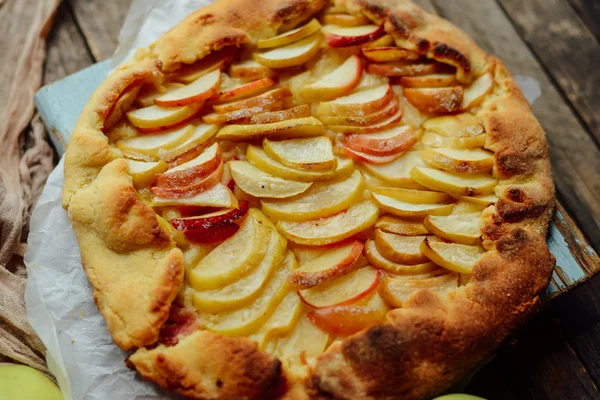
[{"x1": 0, "y1": 0, "x2": 61, "y2": 377}]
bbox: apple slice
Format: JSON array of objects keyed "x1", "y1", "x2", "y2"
[
  {"x1": 154, "y1": 69, "x2": 220, "y2": 107},
  {"x1": 361, "y1": 47, "x2": 421, "y2": 63},
  {"x1": 253, "y1": 34, "x2": 322, "y2": 68},
  {"x1": 381, "y1": 272, "x2": 458, "y2": 308},
  {"x1": 245, "y1": 104, "x2": 311, "y2": 125},
  {"x1": 424, "y1": 212, "x2": 482, "y2": 245},
  {"x1": 116, "y1": 124, "x2": 196, "y2": 158},
  {"x1": 270, "y1": 315, "x2": 329, "y2": 366},
  {"x1": 368, "y1": 186, "x2": 452, "y2": 204},
  {"x1": 170, "y1": 201, "x2": 249, "y2": 230},
  {"x1": 460, "y1": 193, "x2": 498, "y2": 206},
  {"x1": 211, "y1": 76, "x2": 277, "y2": 103},
  {"x1": 229, "y1": 60, "x2": 274, "y2": 80},
  {"x1": 326, "y1": 107, "x2": 403, "y2": 134},
  {"x1": 323, "y1": 13, "x2": 371, "y2": 27},
  {"x1": 150, "y1": 182, "x2": 237, "y2": 208},
  {"x1": 410, "y1": 166, "x2": 497, "y2": 197},
  {"x1": 202, "y1": 101, "x2": 284, "y2": 124},
  {"x1": 247, "y1": 145, "x2": 354, "y2": 182},
  {"x1": 126, "y1": 103, "x2": 201, "y2": 132},
  {"x1": 362, "y1": 34, "x2": 394, "y2": 49},
  {"x1": 359, "y1": 150, "x2": 426, "y2": 187},
  {"x1": 256, "y1": 18, "x2": 322, "y2": 49},
  {"x1": 193, "y1": 228, "x2": 286, "y2": 313},
  {"x1": 318, "y1": 98, "x2": 399, "y2": 126},
  {"x1": 325, "y1": 24, "x2": 385, "y2": 47},
  {"x1": 188, "y1": 209, "x2": 271, "y2": 290},
  {"x1": 261, "y1": 170, "x2": 364, "y2": 221},
  {"x1": 399, "y1": 73, "x2": 458, "y2": 88},
  {"x1": 404, "y1": 86, "x2": 464, "y2": 114},
  {"x1": 342, "y1": 146, "x2": 405, "y2": 164},
  {"x1": 367, "y1": 61, "x2": 441, "y2": 77},
  {"x1": 136, "y1": 83, "x2": 185, "y2": 108},
  {"x1": 158, "y1": 123, "x2": 219, "y2": 162},
  {"x1": 421, "y1": 132, "x2": 486, "y2": 149},
  {"x1": 173, "y1": 47, "x2": 236, "y2": 84},
  {"x1": 249, "y1": 287, "x2": 303, "y2": 349},
  {"x1": 372, "y1": 193, "x2": 455, "y2": 217},
  {"x1": 420, "y1": 237, "x2": 484, "y2": 274},
  {"x1": 125, "y1": 159, "x2": 168, "y2": 188},
  {"x1": 228, "y1": 160, "x2": 312, "y2": 198},
  {"x1": 374, "y1": 229, "x2": 429, "y2": 264},
  {"x1": 299, "y1": 266, "x2": 380, "y2": 308},
  {"x1": 277, "y1": 200, "x2": 379, "y2": 245},
  {"x1": 422, "y1": 148, "x2": 494, "y2": 173},
  {"x1": 343, "y1": 125, "x2": 416, "y2": 156},
  {"x1": 202, "y1": 248, "x2": 292, "y2": 336},
  {"x1": 308, "y1": 304, "x2": 385, "y2": 336},
  {"x1": 263, "y1": 136, "x2": 335, "y2": 172},
  {"x1": 302, "y1": 55, "x2": 363, "y2": 101},
  {"x1": 215, "y1": 117, "x2": 325, "y2": 141},
  {"x1": 317, "y1": 83, "x2": 393, "y2": 117},
  {"x1": 462, "y1": 71, "x2": 494, "y2": 110},
  {"x1": 150, "y1": 161, "x2": 224, "y2": 198},
  {"x1": 364, "y1": 239, "x2": 439, "y2": 275},
  {"x1": 290, "y1": 240, "x2": 364, "y2": 288},
  {"x1": 212, "y1": 86, "x2": 291, "y2": 113},
  {"x1": 375, "y1": 215, "x2": 430, "y2": 236},
  {"x1": 155, "y1": 143, "x2": 221, "y2": 188},
  {"x1": 423, "y1": 113, "x2": 484, "y2": 137},
  {"x1": 451, "y1": 201, "x2": 487, "y2": 215}
]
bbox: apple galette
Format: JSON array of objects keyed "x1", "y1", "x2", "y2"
[{"x1": 62, "y1": 0, "x2": 556, "y2": 398}]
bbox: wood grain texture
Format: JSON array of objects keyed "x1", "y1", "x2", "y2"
[
  {"x1": 67, "y1": 0, "x2": 133, "y2": 61},
  {"x1": 498, "y1": 0, "x2": 600, "y2": 146},
  {"x1": 43, "y1": 3, "x2": 94, "y2": 85},
  {"x1": 431, "y1": 0, "x2": 600, "y2": 252},
  {"x1": 568, "y1": 0, "x2": 600, "y2": 41}
]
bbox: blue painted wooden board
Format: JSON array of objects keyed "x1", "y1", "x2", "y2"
[{"x1": 34, "y1": 62, "x2": 600, "y2": 299}]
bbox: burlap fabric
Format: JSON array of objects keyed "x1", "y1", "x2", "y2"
[{"x1": 0, "y1": 0, "x2": 60, "y2": 377}]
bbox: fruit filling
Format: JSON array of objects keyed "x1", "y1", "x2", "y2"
[{"x1": 104, "y1": 4, "x2": 497, "y2": 371}]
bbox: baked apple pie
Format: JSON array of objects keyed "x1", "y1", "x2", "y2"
[{"x1": 62, "y1": 0, "x2": 556, "y2": 398}]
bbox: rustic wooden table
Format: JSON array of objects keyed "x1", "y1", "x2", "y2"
[{"x1": 32, "y1": 0, "x2": 600, "y2": 398}]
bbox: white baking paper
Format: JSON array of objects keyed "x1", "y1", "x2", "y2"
[{"x1": 24, "y1": 2, "x2": 544, "y2": 398}]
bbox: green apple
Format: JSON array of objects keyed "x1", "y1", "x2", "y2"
[{"x1": 0, "y1": 364, "x2": 63, "y2": 400}]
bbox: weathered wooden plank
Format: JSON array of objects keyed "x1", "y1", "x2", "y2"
[
  {"x1": 498, "y1": 0, "x2": 600, "y2": 147},
  {"x1": 43, "y1": 3, "x2": 95, "y2": 85},
  {"x1": 66, "y1": 0, "x2": 132, "y2": 61},
  {"x1": 431, "y1": 0, "x2": 600, "y2": 252},
  {"x1": 494, "y1": 313, "x2": 600, "y2": 399},
  {"x1": 567, "y1": 0, "x2": 600, "y2": 41}
]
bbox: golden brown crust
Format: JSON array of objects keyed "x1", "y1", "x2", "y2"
[
  {"x1": 62, "y1": 0, "x2": 556, "y2": 398},
  {"x1": 127, "y1": 331, "x2": 282, "y2": 400}
]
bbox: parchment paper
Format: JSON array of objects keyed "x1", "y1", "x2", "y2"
[{"x1": 24, "y1": 1, "x2": 543, "y2": 398}]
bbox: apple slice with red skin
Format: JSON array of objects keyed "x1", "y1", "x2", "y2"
[
  {"x1": 342, "y1": 146, "x2": 405, "y2": 164},
  {"x1": 301, "y1": 55, "x2": 363, "y2": 101},
  {"x1": 367, "y1": 61, "x2": 441, "y2": 77},
  {"x1": 127, "y1": 104, "x2": 203, "y2": 134},
  {"x1": 154, "y1": 69, "x2": 221, "y2": 107},
  {"x1": 298, "y1": 266, "x2": 381, "y2": 308},
  {"x1": 213, "y1": 86, "x2": 291, "y2": 113},
  {"x1": 316, "y1": 83, "x2": 393, "y2": 117},
  {"x1": 308, "y1": 305, "x2": 386, "y2": 336},
  {"x1": 317, "y1": 98, "x2": 399, "y2": 127},
  {"x1": 327, "y1": 106, "x2": 403, "y2": 134},
  {"x1": 171, "y1": 201, "x2": 249, "y2": 230},
  {"x1": 325, "y1": 24, "x2": 385, "y2": 47},
  {"x1": 184, "y1": 223, "x2": 240, "y2": 244},
  {"x1": 244, "y1": 104, "x2": 311, "y2": 125},
  {"x1": 404, "y1": 86, "x2": 464, "y2": 114},
  {"x1": 290, "y1": 240, "x2": 364, "y2": 288},
  {"x1": 151, "y1": 161, "x2": 224, "y2": 198},
  {"x1": 210, "y1": 77, "x2": 277, "y2": 103},
  {"x1": 202, "y1": 100, "x2": 284, "y2": 124},
  {"x1": 173, "y1": 47, "x2": 236, "y2": 84},
  {"x1": 155, "y1": 143, "x2": 222, "y2": 188},
  {"x1": 343, "y1": 125, "x2": 417, "y2": 156}
]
